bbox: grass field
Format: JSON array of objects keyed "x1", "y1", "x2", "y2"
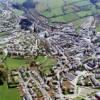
[
  {"x1": 0, "y1": 55, "x2": 56, "y2": 100},
  {"x1": 9, "y1": 0, "x2": 100, "y2": 31},
  {"x1": 41, "y1": 0, "x2": 64, "y2": 8},
  {"x1": 50, "y1": 13, "x2": 78, "y2": 23},
  {"x1": 66, "y1": 0, "x2": 82, "y2": 4},
  {"x1": 73, "y1": 96, "x2": 85, "y2": 100},
  {"x1": 36, "y1": 0, "x2": 100, "y2": 30},
  {"x1": 0, "y1": 83, "x2": 20, "y2": 100},
  {"x1": 35, "y1": 56, "x2": 56, "y2": 76},
  {"x1": 0, "y1": 53, "x2": 4, "y2": 59},
  {"x1": 11, "y1": 0, "x2": 26, "y2": 4},
  {"x1": 0, "y1": 32, "x2": 10, "y2": 37},
  {"x1": 13, "y1": 9, "x2": 24, "y2": 16},
  {"x1": 42, "y1": 7, "x2": 63, "y2": 18},
  {"x1": 96, "y1": 24, "x2": 100, "y2": 32},
  {"x1": 4, "y1": 57, "x2": 28, "y2": 70},
  {"x1": 74, "y1": 0, "x2": 90, "y2": 6}
]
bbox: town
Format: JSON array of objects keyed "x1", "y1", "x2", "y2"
[{"x1": 0, "y1": 0, "x2": 100, "y2": 100}]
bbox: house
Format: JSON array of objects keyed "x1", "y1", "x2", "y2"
[
  {"x1": 90, "y1": 76, "x2": 100, "y2": 88},
  {"x1": 94, "y1": 68, "x2": 100, "y2": 74},
  {"x1": 62, "y1": 71, "x2": 76, "y2": 81},
  {"x1": 95, "y1": 92, "x2": 100, "y2": 100},
  {"x1": 95, "y1": 74, "x2": 100, "y2": 79}
]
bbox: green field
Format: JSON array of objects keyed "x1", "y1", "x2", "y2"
[
  {"x1": 73, "y1": 96, "x2": 85, "y2": 100},
  {"x1": 35, "y1": 56, "x2": 56, "y2": 76},
  {"x1": 0, "y1": 55, "x2": 28, "y2": 100},
  {"x1": 0, "y1": 54, "x2": 28, "y2": 70},
  {"x1": 42, "y1": 7, "x2": 63, "y2": 18},
  {"x1": 0, "y1": 53, "x2": 4, "y2": 59},
  {"x1": 0, "y1": 32, "x2": 10, "y2": 37},
  {"x1": 1, "y1": 54, "x2": 56, "y2": 75},
  {"x1": 0, "y1": 83, "x2": 20, "y2": 100},
  {"x1": 50, "y1": 13, "x2": 78, "y2": 23},
  {"x1": 96, "y1": 24, "x2": 100, "y2": 32},
  {"x1": 74, "y1": 0, "x2": 90, "y2": 6},
  {"x1": 13, "y1": 9, "x2": 24, "y2": 16},
  {"x1": 36, "y1": 0, "x2": 100, "y2": 31},
  {"x1": 11, "y1": 0, "x2": 26, "y2": 4},
  {"x1": 0, "y1": 55, "x2": 56, "y2": 100},
  {"x1": 9, "y1": 0, "x2": 100, "y2": 31},
  {"x1": 4, "y1": 57, "x2": 28, "y2": 70}
]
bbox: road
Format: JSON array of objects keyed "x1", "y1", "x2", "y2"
[
  {"x1": 18, "y1": 72, "x2": 33, "y2": 100},
  {"x1": 29, "y1": 71, "x2": 52, "y2": 100}
]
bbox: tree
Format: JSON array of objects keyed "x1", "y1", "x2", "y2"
[
  {"x1": 30, "y1": 61, "x2": 40, "y2": 70},
  {"x1": 0, "y1": 64, "x2": 7, "y2": 85}
]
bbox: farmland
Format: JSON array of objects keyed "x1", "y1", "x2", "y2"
[
  {"x1": 35, "y1": 0, "x2": 100, "y2": 31},
  {"x1": 9, "y1": 0, "x2": 100, "y2": 32}
]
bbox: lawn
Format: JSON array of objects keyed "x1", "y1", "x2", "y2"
[
  {"x1": 42, "y1": 7, "x2": 63, "y2": 18},
  {"x1": 73, "y1": 96, "x2": 85, "y2": 100},
  {"x1": 0, "y1": 53, "x2": 4, "y2": 59},
  {"x1": 36, "y1": 0, "x2": 100, "y2": 25},
  {"x1": 42, "y1": 0, "x2": 64, "y2": 8},
  {"x1": 73, "y1": 17, "x2": 86, "y2": 29},
  {"x1": 13, "y1": 9, "x2": 24, "y2": 16},
  {"x1": 50, "y1": 13, "x2": 78, "y2": 23},
  {"x1": 35, "y1": 56, "x2": 56, "y2": 76},
  {"x1": 74, "y1": 0, "x2": 90, "y2": 6},
  {"x1": 0, "y1": 83, "x2": 20, "y2": 100},
  {"x1": 67, "y1": 0, "x2": 83, "y2": 4},
  {"x1": 35, "y1": 55, "x2": 47, "y2": 64},
  {"x1": 96, "y1": 24, "x2": 100, "y2": 32},
  {"x1": 4, "y1": 57, "x2": 28, "y2": 70},
  {"x1": 0, "y1": 32, "x2": 10, "y2": 37},
  {"x1": 76, "y1": 10, "x2": 92, "y2": 18}
]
